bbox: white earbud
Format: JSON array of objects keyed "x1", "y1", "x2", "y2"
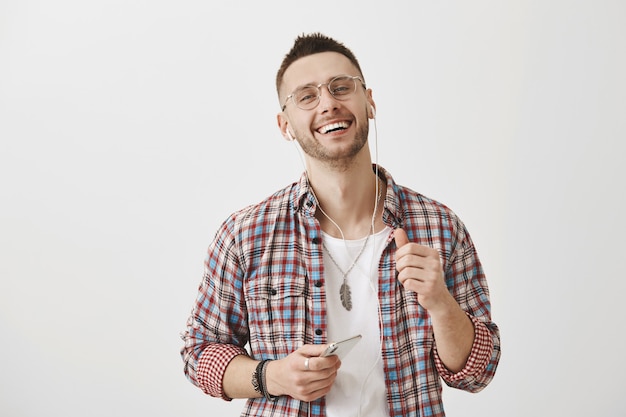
[
  {"x1": 286, "y1": 130, "x2": 295, "y2": 141},
  {"x1": 370, "y1": 106, "x2": 376, "y2": 118}
]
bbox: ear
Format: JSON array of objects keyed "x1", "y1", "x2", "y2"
[
  {"x1": 277, "y1": 112, "x2": 294, "y2": 141},
  {"x1": 366, "y1": 90, "x2": 376, "y2": 119}
]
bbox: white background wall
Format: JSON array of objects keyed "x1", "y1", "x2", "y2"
[{"x1": 1, "y1": 1, "x2": 624, "y2": 416}]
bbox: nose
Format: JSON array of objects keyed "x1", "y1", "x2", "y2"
[{"x1": 317, "y1": 84, "x2": 340, "y2": 113}]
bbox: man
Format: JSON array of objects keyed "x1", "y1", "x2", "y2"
[{"x1": 181, "y1": 33, "x2": 501, "y2": 417}]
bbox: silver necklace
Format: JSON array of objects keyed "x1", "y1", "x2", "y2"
[
  {"x1": 311, "y1": 178, "x2": 382, "y2": 311},
  {"x1": 322, "y1": 235, "x2": 370, "y2": 311}
]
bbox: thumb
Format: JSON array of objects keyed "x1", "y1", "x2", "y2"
[
  {"x1": 299, "y1": 343, "x2": 328, "y2": 357},
  {"x1": 394, "y1": 227, "x2": 410, "y2": 248}
]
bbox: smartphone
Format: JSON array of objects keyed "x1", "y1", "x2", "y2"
[{"x1": 320, "y1": 334, "x2": 362, "y2": 359}]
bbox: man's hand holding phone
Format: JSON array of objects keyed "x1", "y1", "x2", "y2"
[{"x1": 264, "y1": 335, "x2": 362, "y2": 402}]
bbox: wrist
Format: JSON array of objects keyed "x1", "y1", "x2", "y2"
[
  {"x1": 252, "y1": 360, "x2": 278, "y2": 401},
  {"x1": 424, "y1": 292, "x2": 458, "y2": 318},
  {"x1": 251, "y1": 360, "x2": 264, "y2": 396},
  {"x1": 264, "y1": 359, "x2": 283, "y2": 398}
]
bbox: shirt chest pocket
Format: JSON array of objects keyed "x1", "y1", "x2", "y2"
[{"x1": 245, "y1": 274, "x2": 308, "y2": 355}]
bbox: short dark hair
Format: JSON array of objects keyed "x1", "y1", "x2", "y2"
[{"x1": 275, "y1": 33, "x2": 364, "y2": 96}]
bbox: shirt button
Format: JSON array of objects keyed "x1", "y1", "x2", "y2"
[
  {"x1": 269, "y1": 288, "x2": 277, "y2": 296},
  {"x1": 314, "y1": 280, "x2": 323, "y2": 288},
  {"x1": 315, "y1": 329, "x2": 322, "y2": 336},
  {"x1": 312, "y1": 236, "x2": 321, "y2": 244}
]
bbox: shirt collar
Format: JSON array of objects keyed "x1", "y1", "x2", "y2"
[{"x1": 291, "y1": 165, "x2": 405, "y2": 228}]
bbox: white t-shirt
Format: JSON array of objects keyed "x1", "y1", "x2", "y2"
[{"x1": 322, "y1": 227, "x2": 392, "y2": 417}]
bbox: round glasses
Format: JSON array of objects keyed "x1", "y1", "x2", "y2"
[{"x1": 281, "y1": 75, "x2": 366, "y2": 111}]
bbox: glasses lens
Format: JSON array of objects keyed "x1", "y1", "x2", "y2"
[
  {"x1": 290, "y1": 76, "x2": 358, "y2": 110},
  {"x1": 294, "y1": 86, "x2": 320, "y2": 109},
  {"x1": 329, "y1": 76, "x2": 356, "y2": 99}
]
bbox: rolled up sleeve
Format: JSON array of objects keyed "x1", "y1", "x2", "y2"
[
  {"x1": 433, "y1": 313, "x2": 499, "y2": 392},
  {"x1": 197, "y1": 343, "x2": 248, "y2": 399}
]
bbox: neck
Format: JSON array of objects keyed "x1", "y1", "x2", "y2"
[{"x1": 307, "y1": 159, "x2": 385, "y2": 239}]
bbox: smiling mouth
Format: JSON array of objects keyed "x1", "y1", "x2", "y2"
[{"x1": 318, "y1": 121, "x2": 350, "y2": 134}]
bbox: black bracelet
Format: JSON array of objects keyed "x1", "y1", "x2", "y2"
[
  {"x1": 257, "y1": 360, "x2": 278, "y2": 401},
  {"x1": 252, "y1": 360, "x2": 266, "y2": 394}
]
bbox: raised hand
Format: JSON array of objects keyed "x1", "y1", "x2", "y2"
[{"x1": 394, "y1": 228, "x2": 452, "y2": 313}]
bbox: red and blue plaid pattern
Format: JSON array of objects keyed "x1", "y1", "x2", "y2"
[{"x1": 181, "y1": 166, "x2": 501, "y2": 417}]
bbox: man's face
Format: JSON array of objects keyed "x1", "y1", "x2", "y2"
[{"x1": 278, "y1": 52, "x2": 374, "y2": 167}]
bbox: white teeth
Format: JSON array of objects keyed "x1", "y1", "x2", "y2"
[{"x1": 319, "y1": 122, "x2": 349, "y2": 134}]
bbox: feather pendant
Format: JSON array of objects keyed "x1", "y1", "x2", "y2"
[{"x1": 340, "y1": 282, "x2": 353, "y2": 311}]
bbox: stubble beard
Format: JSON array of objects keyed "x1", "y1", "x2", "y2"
[{"x1": 296, "y1": 122, "x2": 369, "y2": 170}]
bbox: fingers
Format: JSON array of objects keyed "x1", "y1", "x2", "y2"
[
  {"x1": 299, "y1": 343, "x2": 327, "y2": 358},
  {"x1": 293, "y1": 359, "x2": 340, "y2": 401},
  {"x1": 394, "y1": 227, "x2": 410, "y2": 247},
  {"x1": 394, "y1": 227, "x2": 440, "y2": 260},
  {"x1": 301, "y1": 353, "x2": 340, "y2": 372},
  {"x1": 268, "y1": 344, "x2": 340, "y2": 402},
  {"x1": 393, "y1": 227, "x2": 443, "y2": 288},
  {"x1": 396, "y1": 250, "x2": 441, "y2": 273}
]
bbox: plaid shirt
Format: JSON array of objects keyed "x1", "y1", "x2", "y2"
[{"x1": 181, "y1": 166, "x2": 501, "y2": 417}]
